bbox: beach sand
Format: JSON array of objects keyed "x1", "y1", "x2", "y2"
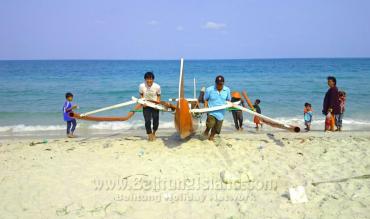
[{"x1": 0, "y1": 130, "x2": 370, "y2": 218}]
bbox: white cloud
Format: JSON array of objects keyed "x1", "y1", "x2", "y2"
[
  {"x1": 203, "y1": 21, "x2": 226, "y2": 30},
  {"x1": 176, "y1": 26, "x2": 184, "y2": 31},
  {"x1": 148, "y1": 20, "x2": 159, "y2": 26}
]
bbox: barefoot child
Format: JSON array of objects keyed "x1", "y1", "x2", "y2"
[
  {"x1": 63, "y1": 92, "x2": 78, "y2": 138},
  {"x1": 253, "y1": 99, "x2": 262, "y2": 129},
  {"x1": 336, "y1": 91, "x2": 346, "y2": 131},
  {"x1": 304, "y1": 103, "x2": 313, "y2": 131}
]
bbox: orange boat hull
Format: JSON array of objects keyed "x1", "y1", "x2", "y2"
[{"x1": 175, "y1": 98, "x2": 194, "y2": 139}]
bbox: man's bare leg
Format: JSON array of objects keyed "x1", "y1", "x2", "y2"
[
  {"x1": 208, "y1": 129, "x2": 217, "y2": 141},
  {"x1": 148, "y1": 132, "x2": 154, "y2": 141},
  {"x1": 67, "y1": 134, "x2": 76, "y2": 138},
  {"x1": 203, "y1": 127, "x2": 210, "y2": 137}
]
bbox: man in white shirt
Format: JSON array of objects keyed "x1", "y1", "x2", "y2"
[{"x1": 139, "y1": 72, "x2": 161, "y2": 141}]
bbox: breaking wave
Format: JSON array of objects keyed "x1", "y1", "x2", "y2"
[{"x1": 1, "y1": 117, "x2": 370, "y2": 134}]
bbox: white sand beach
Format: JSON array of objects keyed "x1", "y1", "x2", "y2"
[{"x1": 0, "y1": 130, "x2": 369, "y2": 218}]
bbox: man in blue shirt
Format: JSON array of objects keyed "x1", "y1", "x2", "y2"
[{"x1": 203, "y1": 75, "x2": 231, "y2": 141}]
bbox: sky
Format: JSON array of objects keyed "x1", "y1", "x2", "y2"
[{"x1": 1, "y1": 0, "x2": 370, "y2": 60}]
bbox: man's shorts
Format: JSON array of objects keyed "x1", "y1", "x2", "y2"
[{"x1": 206, "y1": 115, "x2": 224, "y2": 134}]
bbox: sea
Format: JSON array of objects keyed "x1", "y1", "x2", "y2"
[{"x1": 1, "y1": 58, "x2": 370, "y2": 137}]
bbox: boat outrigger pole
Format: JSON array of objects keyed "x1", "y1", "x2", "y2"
[
  {"x1": 79, "y1": 100, "x2": 137, "y2": 117},
  {"x1": 230, "y1": 104, "x2": 300, "y2": 132},
  {"x1": 239, "y1": 91, "x2": 300, "y2": 132}
]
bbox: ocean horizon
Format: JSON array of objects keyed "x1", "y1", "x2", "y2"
[{"x1": 1, "y1": 57, "x2": 370, "y2": 61}]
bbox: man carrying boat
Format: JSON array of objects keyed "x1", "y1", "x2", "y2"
[
  {"x1": 139, "y1": 72, "x2": 161, "y2": 141},
  {"x1": 203, "y1": 75, "x2": 231, "y2": 141}
]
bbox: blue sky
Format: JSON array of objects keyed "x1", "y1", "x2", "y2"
[{"x1": 1, "y1": 0, "x2": 370, "y2": 59}]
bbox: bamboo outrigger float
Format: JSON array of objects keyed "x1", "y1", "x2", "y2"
[{"x1": 70, "y1": 58, "x2": 300, "y2": 139}]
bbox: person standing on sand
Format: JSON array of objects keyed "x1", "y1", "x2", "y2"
[
  {"x1": 304, "y1": 102, "x2": 313, "y2": 131},
  {"x1": 253, "y1": 99, "x2": 262, "y2": 129},
  {"x1": 231, "y1": 91, "x2": 245, "y2": 131},
  {"x1": 63, "y1": 92, "x2": 78, "y2": 138},
  {"x1": 322, "y1": 76, "x2": 341, "y2": 131},
  {"x1": 139, "y1": 72, "x2": 161, "y2": 141},
  {"x1": 203, "y1": 75, "x2": 231, "y2": 141},
  {"x1": 336, "y1": 91, "x2": 346, "y2": 131}
]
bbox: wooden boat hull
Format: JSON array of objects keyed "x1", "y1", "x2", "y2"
[{"x1": 175, "y1": 98, "x2": 194, "y2": 139}]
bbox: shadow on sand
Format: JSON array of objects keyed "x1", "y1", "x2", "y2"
[{"x1": 161, "y1": 132, "x2": 193, "y2": 149}]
